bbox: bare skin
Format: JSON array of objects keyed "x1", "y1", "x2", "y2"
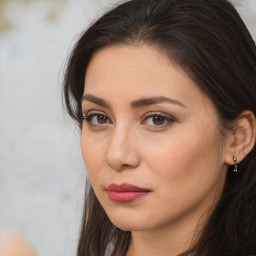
[{"x1": 0, "y1": 232, "x2": 36, "y2": 256}]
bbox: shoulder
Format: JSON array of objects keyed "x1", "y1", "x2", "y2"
[{"x1": 0, "y1": 232, "x2": 36, "y2": 256}]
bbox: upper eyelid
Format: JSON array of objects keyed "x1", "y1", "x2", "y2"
[
  {"x1": 84, "y1": 112, "x2": 110, "y2": 119},
  {"x1": 83, "y1": 111, "x2": 175, "y2": 126},
  {"x1": 144, "y1": 112, "x2": 172, "y2": 117},
  {"x1": 83, "y1": 109, "x2": 108, "y2": 116},
  {"x1": 84, "y1": 110, "x2": 174, "y2": 118},
  {"x1": 143, "y1": 111, "x2": 176, "y2": 121},
  {"x1": 82, "y1": 103, "x2": 175, "y2": 116}
]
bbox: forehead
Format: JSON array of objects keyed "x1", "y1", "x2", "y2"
[{"x1": 84, "y1": 44, "x2": 213, "y2": 113}]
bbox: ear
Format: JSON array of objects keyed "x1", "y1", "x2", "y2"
[{"x1": 224, "y1": 110, "x2": 256, "y2": 165}]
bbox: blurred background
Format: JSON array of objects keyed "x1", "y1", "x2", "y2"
[{"x1": 0, "y1": 0, "x2": 255, "y2": 255}]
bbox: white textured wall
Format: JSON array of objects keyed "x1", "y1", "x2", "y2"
[{"x1": 0, "y1": 0, "x2": 255, "y2": 256}]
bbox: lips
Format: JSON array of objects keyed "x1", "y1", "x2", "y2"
[{"x1": 106, "y1": 183, "x2": 150, "y2": 203}]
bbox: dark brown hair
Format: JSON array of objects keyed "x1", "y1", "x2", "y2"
[{"x1": 63, "y1": 0, "x2": 256, "y2": 255}]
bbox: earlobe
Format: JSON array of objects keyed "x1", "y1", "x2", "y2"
[{"x1": 224, "y1": 110, "x2": 256, "y2": 165}]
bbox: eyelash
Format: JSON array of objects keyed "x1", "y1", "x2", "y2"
[
  {"x1": 142, "y1": 112, "x2": 175, "y2": 127},
  {"x1": 82, "y1": 113, "x2": 111, "y2": 127},
  {"x1": 82, "y1": 111, "x2": 175, "y2": 129}
]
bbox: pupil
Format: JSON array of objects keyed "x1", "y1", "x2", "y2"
[
  {"x1": 97, "y1": 115, "x2": 107, "y2": 124},
  {"x1": 153, "y1": 116, "x2": 164, "y2": 125}
]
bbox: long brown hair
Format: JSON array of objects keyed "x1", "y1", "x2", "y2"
[{"x1": 63, "y1": 0, "x2": 256, "y2": 255}]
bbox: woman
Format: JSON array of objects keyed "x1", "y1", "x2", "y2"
[{"x1": 63, "y1": 0, "x2": 256, "y2": 255}]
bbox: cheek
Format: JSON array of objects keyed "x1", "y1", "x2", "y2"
[
  {"x1": 80, "y1": 132, "x2": 106, "y2": 182},
  {"x1": 143, "y1": 125, "x2": 223, "y2": 198}
]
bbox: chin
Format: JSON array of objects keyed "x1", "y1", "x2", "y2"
[
  {"x1": 105, "y1": 210, "x2": 152, "y2": 231},
  {"x1": 111, "y1": 219, "x2": 146, "y2": 232}
]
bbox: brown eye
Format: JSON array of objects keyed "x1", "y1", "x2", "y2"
[
  {"x1": 83, "y1": 113, "x2": 110, "y2": 127},
  {"x1": 97, "y1": 115, "x2": 108, "y2": 124},
  {"x1": 142, "y1": 113, "x2": 175, "y2": 128},
  {"x1": 152, "y1": 116, "x2": 165, "y2": 125}
]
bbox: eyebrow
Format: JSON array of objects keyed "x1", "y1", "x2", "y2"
[
  {"x1": 131, "y1": 96, "x2": 187, "y2": 109},
  {"x1": 82, "y1": 94, "x2": 112, "y2": 109},
  {"x1": 82, "y1": 94, "x2": 187, "y2": 109}
]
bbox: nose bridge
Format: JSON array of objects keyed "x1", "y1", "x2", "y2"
[
  {"x1": 112, "y1": 122, "x2": 129, "y2": 147},
  {"x1": 106, "y1": 120, "x2": 139, "y2": 170}
]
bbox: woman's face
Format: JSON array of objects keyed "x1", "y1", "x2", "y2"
[{"x1": 81, "y1": 45, "x2": 229, "y2": 232}]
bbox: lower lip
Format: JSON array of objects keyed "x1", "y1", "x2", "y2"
[{"x1": 107, "y1": 191, "x2": 149, "y2": 203}]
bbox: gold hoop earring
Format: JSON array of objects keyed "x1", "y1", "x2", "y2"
[{"x1": 233, "y1": 156, "x2": 238, "y2": 172}]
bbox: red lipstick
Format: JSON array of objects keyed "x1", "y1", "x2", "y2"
[{"x1": 106, "y1": 183, "x2": 150, "y2": 203}]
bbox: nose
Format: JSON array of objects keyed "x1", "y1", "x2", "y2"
[{"x1": 106, "y1": 124, "x2": 140, "y2": 171}]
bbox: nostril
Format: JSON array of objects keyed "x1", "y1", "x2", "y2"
[
  {"x1": 106, "y1": 155, "x2": 140, "y2": 171},
  {"x1": 105, "y1": 130, "x2": 140, "y2": 170}
]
